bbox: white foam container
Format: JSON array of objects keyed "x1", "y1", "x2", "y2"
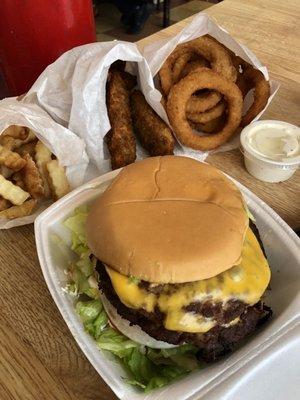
[{"x1": 35, "y1": 168, "x2": 300, "y2": 400}]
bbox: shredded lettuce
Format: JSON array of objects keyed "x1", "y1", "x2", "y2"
[
  {"x1": 128, "y1": 275, "x2": 140, "y2": 284},
  {"x1": 64, "y1": 207, "x2": 99, "y2": 299},
  {"x1": 64, "y1": 205, "x2": 89, "y2": 254},
  {"x1": 64, "y1": 208, "x2": 201, "y2": 392}
]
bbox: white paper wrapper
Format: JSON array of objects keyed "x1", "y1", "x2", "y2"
[
  {"x1": 141, "y1": 13, "x2": 280, "y2": 159},
  {"x1": 0, "y1": 98, "x2": 88, "y2": 229},
  {"x1": 23, "y1": 41, "x2": 155, "y2": 173}
]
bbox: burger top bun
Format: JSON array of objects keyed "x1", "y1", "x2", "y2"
[{"x1": 86, "y1": 156, "x2": 249, "y2": 283}]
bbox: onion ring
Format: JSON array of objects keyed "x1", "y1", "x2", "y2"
[
  {"x1": 167, "y1": 69, "x2": 243, "y2": 150},
  {"x1": 236, "y1": 73, "x2": 250, "y2": 98},
  {"x1": 176, "y1": 61, "x2": 222, "y2": 114},
  {"x1": 189, "y1": 114, "x2": 226, "y2": 134},
  {"x1": 187, "y1": 100, "x2": 226, "y2": 124},
  {"x1": 159, "y1": 48, "x2": 194, "y2": 95},
  {"x1": 176, "y1": 58, "x2": 209, "y2": 81},
  {"x1": 186, "y1": 90, "x2": 222, "y2": 114},
  {"x1": 226, "y1": 53, "x2": 270, "y2": 126},
  {"x1": 240, "y1": 67, "x2": 270, "y2": 127},
  {"x1": 172, "y1": 52, "x2": 197, "y2": 83},
  {"x1": 230, "y1": 54, "x2": 252, "y2": 98},
  {"x1": 178, "y1": 60, "x2": 222, "y2": 115},
  {"x1": 159, "y1": 35, "x2": 237, "y2": 96}
]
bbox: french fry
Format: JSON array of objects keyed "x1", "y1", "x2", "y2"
[
  {"x1": 11, "y1": 171, "x2": 26, "y2": 190},
  {"x1": 0, "y1": 174, "x2": 30, "y2": 205},
  {"x1": 46, "y1": 159, "x2": 70, "y2": 200},
  {"x1": 0, "y1": 196, "x2": 11, "y2": 211},
  {"x1": 0, "y1": 166, "x2": 14, "y2": 179},
  {"x1": 0, "y1": 135, "x2": 14, "y2": 150},
  {"x1": 16, "y1": 140, "x2": 38, "y2": 157},
  {"x1": 13, "y1": 130, "x2": 36, "y2": 148},
  {"x1": 0, "y1": 145, "x2": 27, "y2": 171},
  {"x1": 2, "y1": 125, "x2": 29, "y2": 140},
  {"x1": 0, "y1": 199, "x2": 37, "y2": 219},
  {"x1": 35, "y1": 140, "x2": 52, "y2": 198},
  {"x1": 21, "y1": 153, "x2": 44, "y2": 199}
]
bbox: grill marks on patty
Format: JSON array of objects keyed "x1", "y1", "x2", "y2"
[
  {"x1": 138, "y1": 280, "x2": 249, "y2": 325},
  {"x1": 184, "y1": 299, "x2": 246, "y2": 325}
]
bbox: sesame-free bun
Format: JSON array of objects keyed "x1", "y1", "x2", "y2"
[{"x1": 86, "y1": 156, "x2": 248, "y2": 283}]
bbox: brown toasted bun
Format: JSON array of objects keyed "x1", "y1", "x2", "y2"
[{"x1": 86, "y1": 156, "x2": 248, "y2": 283}]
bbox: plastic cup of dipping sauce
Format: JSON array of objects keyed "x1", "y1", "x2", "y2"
[{"x1": 240, "y1": 120, "x2": 300, "y2": 183}]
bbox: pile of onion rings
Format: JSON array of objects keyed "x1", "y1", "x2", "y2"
[{"x1": 159, "y1": 35, "x2": 270, "y2": 151}]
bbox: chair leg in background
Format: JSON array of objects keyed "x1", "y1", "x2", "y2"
[{"x1": 163, "y1": 0, "x2": 170, "y2": 27}]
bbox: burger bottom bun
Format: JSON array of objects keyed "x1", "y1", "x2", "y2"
[{"x1": 100, "y1": 293, "x2": 177, "y2": 349}]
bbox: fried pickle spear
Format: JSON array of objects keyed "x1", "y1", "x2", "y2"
[
  {"x1": 130, "y1": 90, "x2": 174, "y2": 156},
  {"x1": 110, "y1": 60, "x2": 126, "y2": 71},
  {"x1": 118, "y1": 71, "x2": 137, "y2": 91},
  {"x1": 106, "y1": 70, "x2": 136, "y2": 170}
]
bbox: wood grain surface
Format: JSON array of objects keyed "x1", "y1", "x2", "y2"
[{"x1": 0, "y1": 1, "x2": 299, "y2": 399}]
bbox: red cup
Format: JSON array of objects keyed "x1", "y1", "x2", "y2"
[{"x1": 0, "y1": 0, "x2": 96, "y2": 97}]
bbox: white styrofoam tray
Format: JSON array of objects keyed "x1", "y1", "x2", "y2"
[{"x1": 35, "y1": 167, "x2": 300, "y2": 400}]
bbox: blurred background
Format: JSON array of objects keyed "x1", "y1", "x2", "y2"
[
  {"x1": 94, "y1": 0, "x2": 218, "y2": 41},
  {"x1": 0, "y1": 0, "x2": 218, "y2": 98}
]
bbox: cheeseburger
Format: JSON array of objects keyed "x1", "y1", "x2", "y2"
[{"x1": 86, "y1": 156, "x2": 272, "y2": 361}]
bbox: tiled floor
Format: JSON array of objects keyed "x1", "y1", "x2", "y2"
[{"x1": 95, "y1": 0, "x2": 218, "y2": 42}]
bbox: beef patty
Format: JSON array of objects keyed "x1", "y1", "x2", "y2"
[{"x1": 95, "y1": 221, "x2": 272, "y2": 362}]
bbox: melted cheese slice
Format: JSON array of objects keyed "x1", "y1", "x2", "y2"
[{"x1": 106, "y1": 228, "x2": 271, "y2": 333}]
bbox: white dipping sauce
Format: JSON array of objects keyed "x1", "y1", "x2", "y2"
[{"x1": 240, "y1": 121, "x2": 300, "y2": 182}]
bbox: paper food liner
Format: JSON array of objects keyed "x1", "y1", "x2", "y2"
[
  {"x1": 141, "y1": 12, "x2": 280, "y2": 160},
  {"x1": 0, "y1": 99, "x2": 89, "y2": 229},
  {"x1": 23, "y1": 41, "x2": 156, "y2": 174}
]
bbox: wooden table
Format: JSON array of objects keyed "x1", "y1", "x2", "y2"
[{"x1": 0, "y1": 1, "x2": 299, "y2": 399}]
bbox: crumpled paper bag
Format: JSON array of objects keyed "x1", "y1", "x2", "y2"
[
  {"x1": 141, "y1": 12, "x2": 280, "y2": 159},
  {"x1": 23, "y1": 41, "x2": 155, "y2": 173},
  {"x1": 0, "y1": 99, "x2": 89, "y2": 228}
]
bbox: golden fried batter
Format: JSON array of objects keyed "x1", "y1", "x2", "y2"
[
  {"x1": 131, "y1": 90, "x2": 174, "y2": 156},
  {"x1": 106, "y1": 70, "x2": 136, "y2": 170},
  {"x1": 21, "y1": 153, "x2": 45, "y2": 198},
  {"x1": 167, "y1": 68, "x2": 243, "y2": 151},
  {"x1": 0, "y1": 145, "x2": 27, "y2": 171}
]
